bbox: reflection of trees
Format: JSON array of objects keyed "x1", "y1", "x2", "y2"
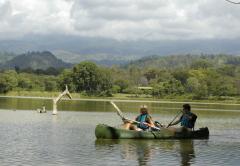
[
  {"x1": 95, "y1": 139, "x2": 198, "y2": 166},
  {"x1": 0, "y1": 98, "x2": 50, "y2": 110},
  {"x1": 95, "y1": 139, "x2": 153, "y2": 166},
  {"x1": 135, "y1": 141, "x2": 152, "y2": 166},
  {"x1": 179, "y1": 140, "x2": 195, "y2": 166}
]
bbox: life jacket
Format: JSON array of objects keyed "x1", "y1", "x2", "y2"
[
  {"x1": 136, "y1": 114, "x2": 149, "y2": 130},
  {"x1": 180, "y1": 112, "x2": 197, "y2": 129}
]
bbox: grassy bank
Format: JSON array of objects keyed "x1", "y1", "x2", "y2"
[{"x1": 2, "y1": 90, "x2": 240, "y2": 104}]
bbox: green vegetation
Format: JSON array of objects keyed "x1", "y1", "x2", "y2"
[
  {"x1": 1, "y1": 54, "x2": 240, "y2": 102},
  {"x1": 59, "y1": 62, "x2": 112, "y2": 96}
]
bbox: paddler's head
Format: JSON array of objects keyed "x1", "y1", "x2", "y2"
[
  {"x1": 140, "y1": 105, "x2": 149, "y2": 114},
  {"x1": 182, "y1": 104, "x2": 191, "y2": 114}
]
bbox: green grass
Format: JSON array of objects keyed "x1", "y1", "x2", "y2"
[{"x1": 2, "y1": 90, "x2": 240, "y2": 104}]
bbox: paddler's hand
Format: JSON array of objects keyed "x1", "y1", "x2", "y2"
[
  {"x1": 161, "y1": 124, "x2": 166, "y2": 127},
  {"x1": 167, "y1": 123, "x2": 172, "y2": 128},
  {"x1": 122, "y1": 118, "x2": 128, "y2": 123},
  {"x1": 143, "y1": 122, "x2": 151, "y2": 127},
  {"x1": 123, "y1": 118, "x2": 132, "y2": 124}
]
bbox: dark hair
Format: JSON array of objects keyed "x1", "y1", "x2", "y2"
[{"x1": 183, "y1": 104, "x2": 191, "y2": 111}]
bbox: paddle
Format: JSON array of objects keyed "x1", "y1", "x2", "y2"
[
  {"x1": 110, "y1": 101, "x2": 161, "y2": 131},
  {"x1": 166, "y1": 111, "x2": 182, "y2": 128},
  {"x1": 110, "y1": 101, "x2": 126, "y2": 120}
]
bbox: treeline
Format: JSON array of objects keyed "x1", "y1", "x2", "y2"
[
  {"x1": 0, "y1": 54, "x2": 240, "y2": 99},
  {"x1": 14, "y1": 66, "x2": 63, "y2": 76}
]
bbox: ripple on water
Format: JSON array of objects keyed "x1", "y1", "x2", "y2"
[{"x1": 0, "y1": 110, "x2": 240, "y2": 165}]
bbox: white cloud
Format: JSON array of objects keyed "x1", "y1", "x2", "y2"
[
  {"x1": 0, "y1": 0, "x2": 74, "y2": 39},
  {"x1": 0, "y1": 0, "x2": 240, "y2": 40}
]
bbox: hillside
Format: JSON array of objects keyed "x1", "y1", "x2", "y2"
[
  {"x1": 126, "y1": 54, "x2": 240, "y2": 69},
  {"x1": 53, "y1": 50, "x2": 135, "y2": 66},
  {"x1": 0, "y1": 51, "x2": 72, "y2": 70},
  {"x1": 0, "y1": 52, "x2": 16, "y2": 64},
  {"x1": 1, "y1": 35, "x2": 240, "y2": 66}
]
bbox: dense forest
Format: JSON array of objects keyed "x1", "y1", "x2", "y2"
[{"x1": 0, "y1": 54, "x2": 240, "y2": 100}]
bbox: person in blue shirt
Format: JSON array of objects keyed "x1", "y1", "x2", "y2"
[
  {"x1": 168, "y1": 104, "x2": 197, "y2": 131},
  {"x1": 122, "y1": 105, "x2": 155, "y2": 131}
]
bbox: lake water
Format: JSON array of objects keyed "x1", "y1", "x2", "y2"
[{"x1": 0, "y1": 97, "x2": 240, "y2": 166}]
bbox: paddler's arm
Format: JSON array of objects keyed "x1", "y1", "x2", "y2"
[
  {"x1": 168, "y1": 118, "x2": 181, "y2": 127},
  {"x1": 146, "y1": 116, "x2": 155, "y2": 127},
  {"x1": 123, "y1": 118, "x2": 134, "y2": 124}
]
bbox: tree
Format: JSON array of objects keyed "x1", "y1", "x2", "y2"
[
  {"x1": 172, "y1": 70, "x2": 189, "y2": 85},
  {"x1": 58, "y1": 69, "x2": 75, "y2": 91},
  {"x1": 156, "y1": 70, "x2": 174, "y2": 83},
  {"x1": 96, "y1": 68, "x2": 113, "y2": 96},
  {"x1": 164, "y1": 79, "x2": 184, "y2": 95},
  {"x1": 45, "y1": 67, "x2": 61, "y2": 76},
  {"x1": 144, "y1": 69, "x2": 159, "y2": 81},
  {"x1": 114, "y1": 79, "x2": 129, "y2": 93},
  {"x1": 217, "y1": 65, "x2": 236, "y2": 77},
  {"x1": 128, "y1": 66, "x2": 142, "y2": 85},
  {"x1": 17, "y1": 77, "x2": 33, "y2": 89},
  {"x1": 0, "y1": 75, "x2": 10, "y2": 93},
  {"x1": 3, "y1": 70, "x2": 18, "y2": 88},
  {"x1": 0, "y1": 71, "x2": 18, "y2": 93},
  {"x1": 61, "y1": 62, "x2": 113, "y2": 96},
  {"x1": 152, "y1": 83, "x2": 166, "y2": 98},
  {"x1": 44, "y1": 78, "x2": 58, "y2": 91},
  {"x1": 208, "y1": 76, "x2": 236, "y2": 96},
  {"x1": 152, "y1": 79, "x2": 184, "y2": 97},
  {"x1": 190, "y1": 60, "x2": 212, "y2": 69},
  {"x1": 186, "y1": 77, "x2": 208, "y2": 99},
  {"x1": 186, "y1": 77, "x2": 199, "y2": 93},
  {"x1": 72, "y1": 62, "x2": 100, "y2": 93}
]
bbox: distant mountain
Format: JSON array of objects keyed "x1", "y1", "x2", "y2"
[
  {"x1": 0, "y1": 51, "x2": 17, "y2": 64},
  {"x1": 52, "y1": 50, "x2": 135, "y2": 66},
  {"x1": 1, "y1": 34, "x2": 240, "y2": 66},
  {"x1": 126, "y1": 54, "x2": 240, "y2": 69},
  {"x1": 0, "y1": 51, "x2": 72, "y2": 70}
]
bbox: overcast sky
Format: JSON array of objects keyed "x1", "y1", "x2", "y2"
[{"x1": 0, "y1": 0, "x2": 240, "y2": 41}]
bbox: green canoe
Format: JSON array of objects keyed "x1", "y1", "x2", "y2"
[{"x1": 95, "y1": 124, "x2": 209, "y2": 139}]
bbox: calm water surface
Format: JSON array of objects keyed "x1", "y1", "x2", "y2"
[{"x1": 0, "y1": 97, "x2": 240, "y2": 166}]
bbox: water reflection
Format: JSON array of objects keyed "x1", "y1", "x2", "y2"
[
  {"x1": 179, "y1": 140, "x2": 195, "y2": 166},
  {"x1": 95, "y1": 139, "x2": 199, "y2": 166},
  {"x1": 1, "y1": 97, "x2": 240, "y2": 114}
]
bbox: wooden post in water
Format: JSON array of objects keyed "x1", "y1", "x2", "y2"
[{"x1": 52, "y1": 85, "x2": 72, "y2": 115}]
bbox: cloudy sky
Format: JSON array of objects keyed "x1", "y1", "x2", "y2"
[{"x1": 0, "y1": 0, "x2": 240, "y2": 41}]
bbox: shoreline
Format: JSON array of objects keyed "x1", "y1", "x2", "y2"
[{"x1": 1, "y1": 95, "x2": 240, "y2": 106}]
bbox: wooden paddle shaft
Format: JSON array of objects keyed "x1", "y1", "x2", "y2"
[{"x1": 167, "y1": 111, "x2": 182, "y2": 127}]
